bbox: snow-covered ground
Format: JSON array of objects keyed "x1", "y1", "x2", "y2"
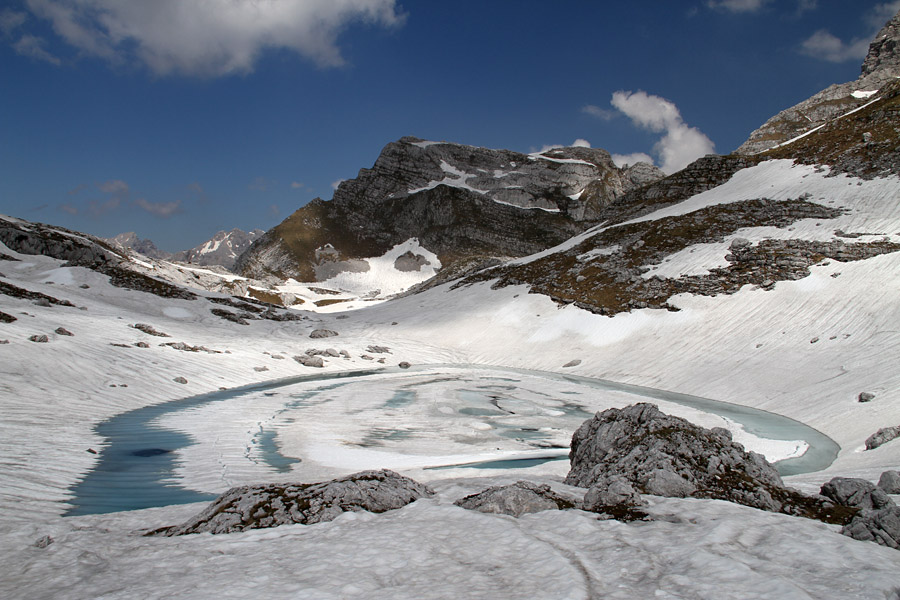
[{"x1": 2, "y1": 159, "x2": 900, "y2": 598}]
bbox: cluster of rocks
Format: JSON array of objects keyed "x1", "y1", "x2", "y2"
[
  {"x1": 207, "y1": 296, "x2": 304, "y2": 323},
  {"x1": 151, "y1": 470, "x2": 433, "y2": 536},
  {"x1": 0, "y1": 279, "x2": 75, "y2": 307},
  {"x1": 821, "y1": 474, "x2": 900, "y2": 549}
]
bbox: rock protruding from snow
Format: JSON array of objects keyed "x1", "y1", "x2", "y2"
[
  {"x1": 564, "y1": 403, "x2": 846, "y2": 521},
  {"x1": 309, "y1": 328, "x2": 338, "y2": 339},
  {"x1": 842, "y1": 506, "x2": 900, "y2": 549},
  {"x1": 866, "y1": 426, "x2": 900, "y2": 450},
  {"x1": 858, "y1": 392, "x2": 876, "y2": 403},
  {"x1": 453, "y1": 481, "x2": 576, "y2": 517},
  {"x1": 155, "y1": 470, "x2": 433, "y2": 536},
  {"x1": 820, "y1": 477, "x2": 895, "y2": 511},
  {"x1": 293, "y1": 354, "x2": 324, "y2": 368},
  {"x1": 582, "y1": 476, "x2": 646, "y2": 516}
]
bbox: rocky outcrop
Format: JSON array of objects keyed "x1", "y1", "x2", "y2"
[
  {"x1": 153, "y1": 470, "x2": 433, "y2": 535},
  {"x1": 453, "y1": 481, "x2": 576, "y2": 517},
  {"x1": 235, "y1": 137, "x2": 664, "y2": 282},
  {"x1": 822, "y1": 477, "x2": 900, "y2": 550},
  {"x1": 737, "y1": 9, "x2": 900, "y2": 156},
  {"x1": 564, "y1": 403, "x2": 849, "y2": 523}
]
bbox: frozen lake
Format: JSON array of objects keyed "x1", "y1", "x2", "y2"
[{"x1": 66, "y1": 365, "x2": 839, "y2": 515}]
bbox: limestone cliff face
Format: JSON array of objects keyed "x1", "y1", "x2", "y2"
[
  {"x1": 736, "y1": 9, "x2": 900, "y2": 155},
  {"x1": 236, "y1": 137, "x2": 663, "y2": 282}
]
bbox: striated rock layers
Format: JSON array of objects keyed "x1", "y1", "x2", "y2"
[
  {"x1": 153, "y1": 469, "x2": 434, "y2": 536},
  {"x1": 564, "y1": 403, "x2": 851, "y2": 523},
  {"x1": 737, "y1": 9, "x2": 900, "y2": 156},
  {"x1": 235, "y1": 137, "x2": 663, "y2": 282}
]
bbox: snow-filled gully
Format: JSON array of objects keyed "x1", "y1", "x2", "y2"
[{"x1": 66, "y1": 364, "x2": 839, "y2": 516}]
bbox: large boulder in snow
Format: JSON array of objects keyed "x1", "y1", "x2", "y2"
[
  {"x1": 154, "y1": 470, "x2": 433, "y2": 536},
  {"x1": 878, "y1": 470, "x2": 900, "y2": 494},
  {"x1": 454, "y1": 481, "x2": 576, "y2": 517},
  {"x1": 842, "y1": 506, "x2": 900, "y2": 549},
  {"x1": 564, "y1": 403, "x2": 847, "y2": 522}
]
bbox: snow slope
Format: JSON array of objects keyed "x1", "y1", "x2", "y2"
[{"x1": 2, "y1": 158, "x2": 900, "y2": 598}]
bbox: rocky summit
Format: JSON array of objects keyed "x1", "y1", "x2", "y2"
[
  {"x1": 235, "y1": 137, "x2": 663, "y2": 282},
  {"x1": 737, "y1": 11, "x2": 900, "y2": 156}
]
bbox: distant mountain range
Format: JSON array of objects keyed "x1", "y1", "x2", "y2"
[{"x1": 106, "y1": 228, "x2": 264, "y2": 271}]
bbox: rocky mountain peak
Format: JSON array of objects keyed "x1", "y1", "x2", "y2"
[
  {"x1": 861, "y1": 10, "x2": 900, "y2": 82},
  {"x1": 106, "y1": 232, "x2": 171, "y2": 260},
  {"x1": 236, "y1": 136, "x2": 665, "y2": 283},
  {"x1": 736, "y1": 8, "x2": 900, "y2": 155}
]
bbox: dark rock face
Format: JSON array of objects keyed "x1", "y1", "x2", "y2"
[
  {"x1": 866, "y1": 426, "x2": 900, "y2": 450},
  {"x1": 453, "y1": 481, "x2": 576, "y2": 517},
  {"x1": 235, "y1": 137, "x2": 664, "y2": 281},
  {"x1": 564, "y1": 403, "x2": 849, "y2": 523},
  {"x1": 737, "y1": 9, "x2": 900, "y2": 156},
  {"x1": 154, "y1": 470, "x2": 433, "y2": 535}
]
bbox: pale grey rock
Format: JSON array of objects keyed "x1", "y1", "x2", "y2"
[
  {"x1": 309, "y1": 329, "x2": 338, "y2": 339},
  {"x1": 29, "y1": 334, "x2": 49, "y2": 343},
  {"x1": 156, "y1": 470, "x2": 433, "y2": 535},
  {"x1": 878, "y1": 470, "x2": 900, "y2": 494},
  {"x1": 644, "y1": 469, "x2": 697, "y2": 498},
  {"x1": 454, "y1": 481, "x2": 576, "y2": 517},
  {"x1": 858, "y1": 392, "x2": 876, "y2": 402},
  {"x1": 294, "y1": 354, "x2": 324, "y2": 368},
  {"x1": 820, "y1": 477, "x2": 895, "y2": 511},
  {"x1": 866, "y1": 426, "x2": 900, "y2": 450}
]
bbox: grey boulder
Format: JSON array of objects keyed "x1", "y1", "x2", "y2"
[
  {"x1": 878, "y1": 470, "x2": 900, "y2": 494},
  {"x1": 866, "y1": 426, "x2": 900, "y2": 450},
  {"x1": 820, "y1": 477, "x2": 895, "y2": 511},
  {"x1": 454, "y1": 481, "x2": 576, "y2": 517}
]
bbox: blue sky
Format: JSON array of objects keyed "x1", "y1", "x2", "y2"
[{"x1": 2, "y1": 0, "x2": 898, "y2": 251}]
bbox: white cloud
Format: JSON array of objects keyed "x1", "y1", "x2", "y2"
[
  {"x1": 581, "y1": 104, "x2": 617, "y2": 120},
  {"x1": 291, "y1": 181, "x2": 305, "y2": 189},
  {"x1": 706, "y1": 0, "x2": 770, "y2": 13},
  {"x1": 0, "y1": 9, "x2": 27, "y2": 36},
  {"x1": 331, "y1": 179, "x2": 346, "y2": 190},
  {"x1": 610, "y1": 90, "x2": 715, "y2": 174},
  {"x1": 572, "y1": 139, "x2": 591, "y2": 148},
  {"x1": 13, "y1": 34, "x2": 61, "y2": 65},
  {"x1": 248, "y1": 176, "x2": 274, "y2": 192},
  {"x1": 796, "y1": 0, "x2": 818, "y2": 15},
  {"x1": 98, "y1": 179, "x2": 129, "y2": 197},
  {"x1": 611, "y1": 152, "x2": 655, "y2": 168},
  {"x1": 135, "y1": 198, "x2": 182, "y2": 218},
  {"x1": 22, "y1": 0, "x2": 405, "y2": 77},
  {"x1": 799, "y1": 30, "x2": 870, "y2": 63}
]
